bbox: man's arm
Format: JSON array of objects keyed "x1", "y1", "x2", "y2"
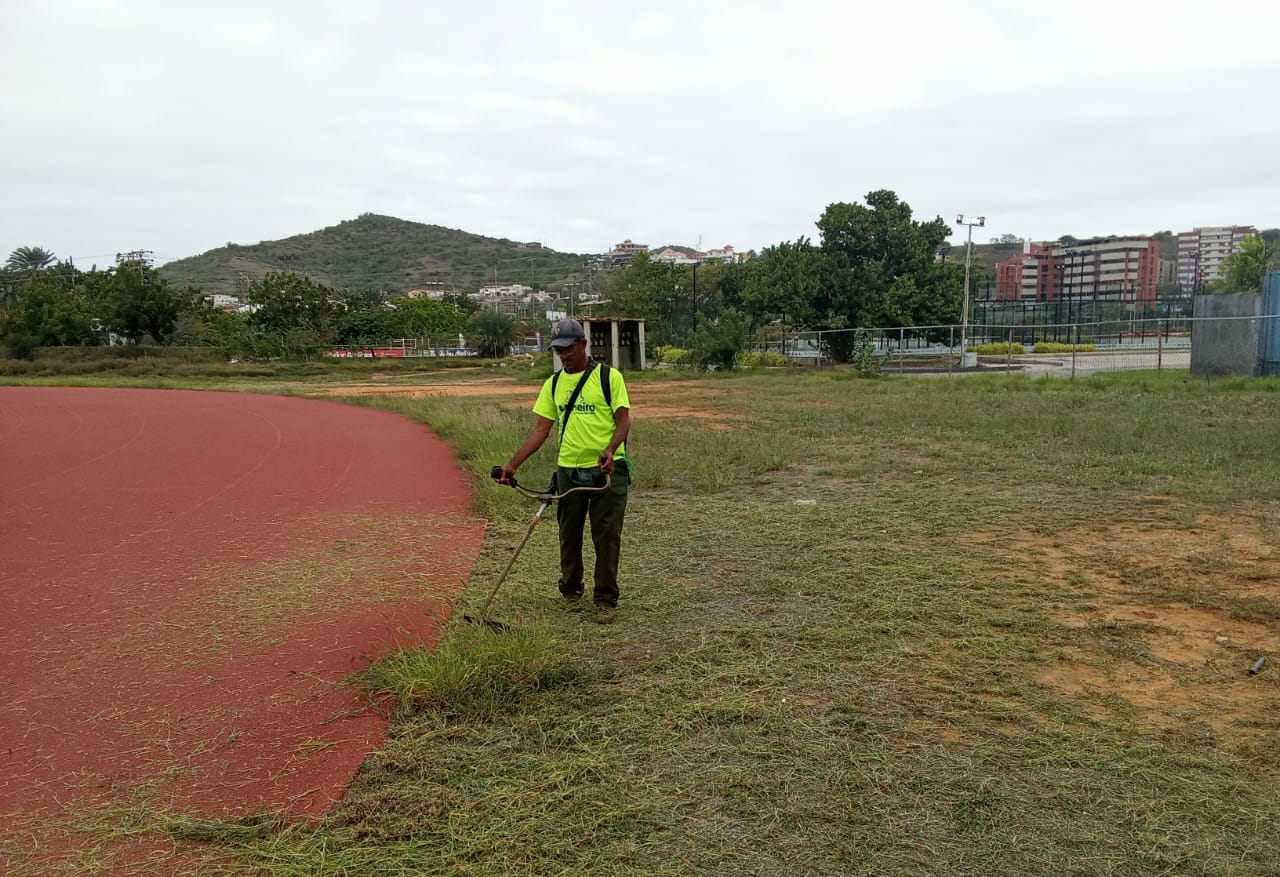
[
  {"x1": 498, "y1": 416, "x2": 554, "y2": 483},
  {"x1": 599, "y1": 406, "x2": 631, "y2": 475}
]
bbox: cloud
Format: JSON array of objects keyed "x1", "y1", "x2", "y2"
[{"x1": 1, "y1": 0, "x2": 1277, "y2": 267}]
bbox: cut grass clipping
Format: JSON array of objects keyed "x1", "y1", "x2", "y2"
[{"x1": 359, "y1": 623, "x2": 586, "y2": 715}]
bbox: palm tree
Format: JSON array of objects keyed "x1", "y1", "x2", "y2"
[
  {"x1": 6, "y1": 246, "x2": 56, "y2": 273},
  {"x1": 469, "y1": 309, "x2": 517, "y2": 358}
]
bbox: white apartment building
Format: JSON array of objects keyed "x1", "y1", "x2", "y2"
[
  {"x1": 1176, "y1": 226, "x2": 1258, "y2": 291},
  {"x1": 475, "y1": 284, "x2": 534, "y2": 298},
  {"x1": 208, "y1": 294, "x2": 241, "y2": 310}
]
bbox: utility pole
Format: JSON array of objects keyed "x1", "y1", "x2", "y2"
[
  {"x1": 956, "y1": 215, "x2": 985, "y2": 367},
  {"x1": 118, "y1": 250, "x2": 154, "y2": 282},
  {"x1": 691, "y1": 261, "x2": 699, "y2": 328}
]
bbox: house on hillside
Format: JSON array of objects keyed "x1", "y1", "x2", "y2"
[
  {"x1": 703, "y1": 245, "x2": 745, "y2": 263},
  {"x1": 653, "y1": 247, "x2": 699, "y2": 265}
]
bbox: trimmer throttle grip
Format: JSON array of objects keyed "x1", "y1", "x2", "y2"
[{"x1": 491, "y1": 466, "x2": 519, "y2": 489}]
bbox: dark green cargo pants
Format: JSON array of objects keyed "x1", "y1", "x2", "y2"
[{"x1": 556, "y1": 462, "x2": 630, "y2": 607}]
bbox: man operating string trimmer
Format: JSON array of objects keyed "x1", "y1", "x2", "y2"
[{"x1": 497, "y1": 318, "x2": 633, "y2": 623}]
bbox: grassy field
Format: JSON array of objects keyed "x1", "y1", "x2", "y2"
[{"x1": 4, "y1": 368, "x2": 1280, "y2": 875}]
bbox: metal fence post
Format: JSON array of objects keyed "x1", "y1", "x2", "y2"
[
  {"x1": 949, "y1": 325, "x2": 954, "y2": 376},
  {"x1": 899, "y1": 327, "x2": 905, "y2": 374},
  {"x1": 1071, "y1": 328, "x2": 1078, "y2": 378},
  {"x1": 1006, "y1": 325, "x2": 1013, "y2": 373},
  {"x1": 1157, "y1": 322, "x2": 1163, "y2": 373}
]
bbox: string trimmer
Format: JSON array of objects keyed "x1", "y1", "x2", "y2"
[{"x1": 464, "y1": 462, "x2": 611, "y2": 633}]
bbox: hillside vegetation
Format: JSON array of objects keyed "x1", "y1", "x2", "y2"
[{"x1": 158, "y1": 213, "x2": 589, "y2": 296}]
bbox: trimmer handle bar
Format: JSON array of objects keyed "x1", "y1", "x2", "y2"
[{"x1": 490, "y1": 465, "x2": 611, "y2": 503}]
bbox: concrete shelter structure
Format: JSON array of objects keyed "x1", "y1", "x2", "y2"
[{"x1": 551, "y1": 317, "x2": 646, "y2": 372}]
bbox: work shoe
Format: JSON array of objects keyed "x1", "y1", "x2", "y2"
[
  {"x1": 560, "y1": 589, "x2": 584, "y2": 609},
  {"x1": 593, "y1": 604, "x2": 618, "y2": 625}
]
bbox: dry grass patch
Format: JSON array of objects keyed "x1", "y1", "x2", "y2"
[
  {"x1": 1012, "y1": 510, "x2": 1280, "y2": 738},
  {"x1": 46, "y1": 514, "x2": 477, "y2": 678},
  {"x1": 314, "y1": 379, "x2": 536, "y2": 400}
]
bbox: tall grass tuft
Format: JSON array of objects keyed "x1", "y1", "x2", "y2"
[{"x1": 359, "y1": 623, "x2": 585, "y2": 715}]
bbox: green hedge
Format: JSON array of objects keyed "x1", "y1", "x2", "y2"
[
  {"x1": 1033, "y1": 342, "x2": 1097, "y2": 353},
  {"x1": 654, "y1": 345, "x2": 692, "y2": 365},
  {"x1": 737, "y1": 350, "x2": 793, "y2": 368},
  {"x1": 968, "y1": 342, "x2": 1025, "y2": 355}
]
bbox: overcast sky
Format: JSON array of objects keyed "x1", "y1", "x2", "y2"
[{"x1": 3, "y1": 0, "x2": 1278, "y2": 268}]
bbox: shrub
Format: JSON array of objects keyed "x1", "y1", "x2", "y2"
[
  {"x1": 1033, "y1": 342, "x2": 1097, "y2": 353},
  {"x1": 654, "y1": 345, "x2": 691, "y2": 366},
  {"x1": 737, "y1": 350, "x2": 792, "y2": 368},
  {"x1": 850, "y1": 328, "x2": 886, "y2": 378},
  {"x1": 969, "y1": 342, "x2": 1025, "y2": 355},
  {"x1": 688, "y1": 310, "x2": 749, "y2": 371}
]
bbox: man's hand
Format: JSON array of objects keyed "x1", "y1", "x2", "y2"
[
  {"x1": 598, "y1": 450, "x2": 615, "y2": 475},
  {"x1": 497, "y1": 463, "x2": 518, "y2": 485}
]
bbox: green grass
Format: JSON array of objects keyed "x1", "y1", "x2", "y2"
[{"x1": 6, "y1": 369, "x2": 1280, "y2": 875}]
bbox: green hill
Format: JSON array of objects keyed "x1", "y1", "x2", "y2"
[{"x1": 158, "y1": 213, "x2": 590, "y2": 297}]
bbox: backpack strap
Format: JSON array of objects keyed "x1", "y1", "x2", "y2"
[{"x1": 599, "y1": 362, "x2": 612, "y2": 409}]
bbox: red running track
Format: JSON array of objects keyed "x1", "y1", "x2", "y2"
[{"x1": 0, "y1": 387, "x2": 483, "y2": 820}]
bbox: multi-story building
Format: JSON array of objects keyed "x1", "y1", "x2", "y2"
[
  {"x1": 996, "y1": 242, "x2": 1055, "y2": 301},
  {"x1": 1176, "y1": 226, "x2": 1258, "y2": 292},
  {"x1": 604, "y1": 240, "x2": 649, "y2": 267},
  {"x1": 703, "y1": 245, "x2": 745, "y2": 263},
  {"x1": 611, "y1": 240, "x2": 648, "y2": 257},
  {"x1": 474, "y1": 284, "x2": 533, "y2": 298},
  {"x1": 995, "y1": 237, "x2": 1161, "y2": 310}
]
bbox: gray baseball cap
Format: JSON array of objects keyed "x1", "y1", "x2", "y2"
[{"x1": 549, "y1": 317, "x2": 586, "y2": 348}]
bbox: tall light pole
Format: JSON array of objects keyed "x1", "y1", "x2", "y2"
[{"x1": 956, "y1": 214, "x2": 985, "y2": 366}]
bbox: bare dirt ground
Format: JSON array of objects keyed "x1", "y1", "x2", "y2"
[
  {"x1": 1019, "y1": 511, "x2": 1280, "y2": 736},
  {"x1": 316, "y1": 376, "x2": 744, "y2": 427}
]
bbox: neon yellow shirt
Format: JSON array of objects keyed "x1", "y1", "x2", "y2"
[{"x1": 533, "y1": 365, "x2": 630, "y2": 468}]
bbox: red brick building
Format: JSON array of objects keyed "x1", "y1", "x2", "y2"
[{"x1": 996, "y1": 238, "x2": 1160, "y2": 309}]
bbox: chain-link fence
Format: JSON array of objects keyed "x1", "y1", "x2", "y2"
[{"x1": 776, "y1": 314, "x2": 1280, "y2": 377}]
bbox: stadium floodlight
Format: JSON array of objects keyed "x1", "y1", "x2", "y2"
[{"x1": 956, "y1": 214, "x2": 986, "y2": 367}]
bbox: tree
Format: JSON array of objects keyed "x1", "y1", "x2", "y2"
[
  {"x1": 740, "y1": 238, "x2": 822, "y2": 329},
  {"x1": 688, "y1": 309, "x2": 750, "y2": 371},
  {"x1": 603, "y1": 253, "x2": 678, "y2": 323},
  {"x1": 245, "y1": 272, "x2": 337, "y2": 342},
  {"x1": 990, "y1": 234, "x2": 1025, "y2": 245},
  {"x1": 5, "y1": 246, "x2": 56, "y2": 273},
  {"x1": 334, "y1": 287, "x2": 388, "y2": 311},
  {"x1": 173, "y1": 297, "x2": 247, "y2": 351},
  {"x1": 92, "y1": 258, "x2": 187, "y2": 344},
  {"x1": 468, "y1": 309, "x2": 516, "y2": 358},
  {"x1": 0, "y1": 271, "x2": 98, "y2": 357},
  {"x1": 1214, "y1": 235, "x2": 1278, "y2": 295},
  {"x1": 814, "y1": 189, "x2": 963, "y2": 355},
  {"x1": 336, "y1": 305, "x2": 404, "y2": 347},
  {"x1": 394, "y1": 296, "x2": 469, "y2": 344}
]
